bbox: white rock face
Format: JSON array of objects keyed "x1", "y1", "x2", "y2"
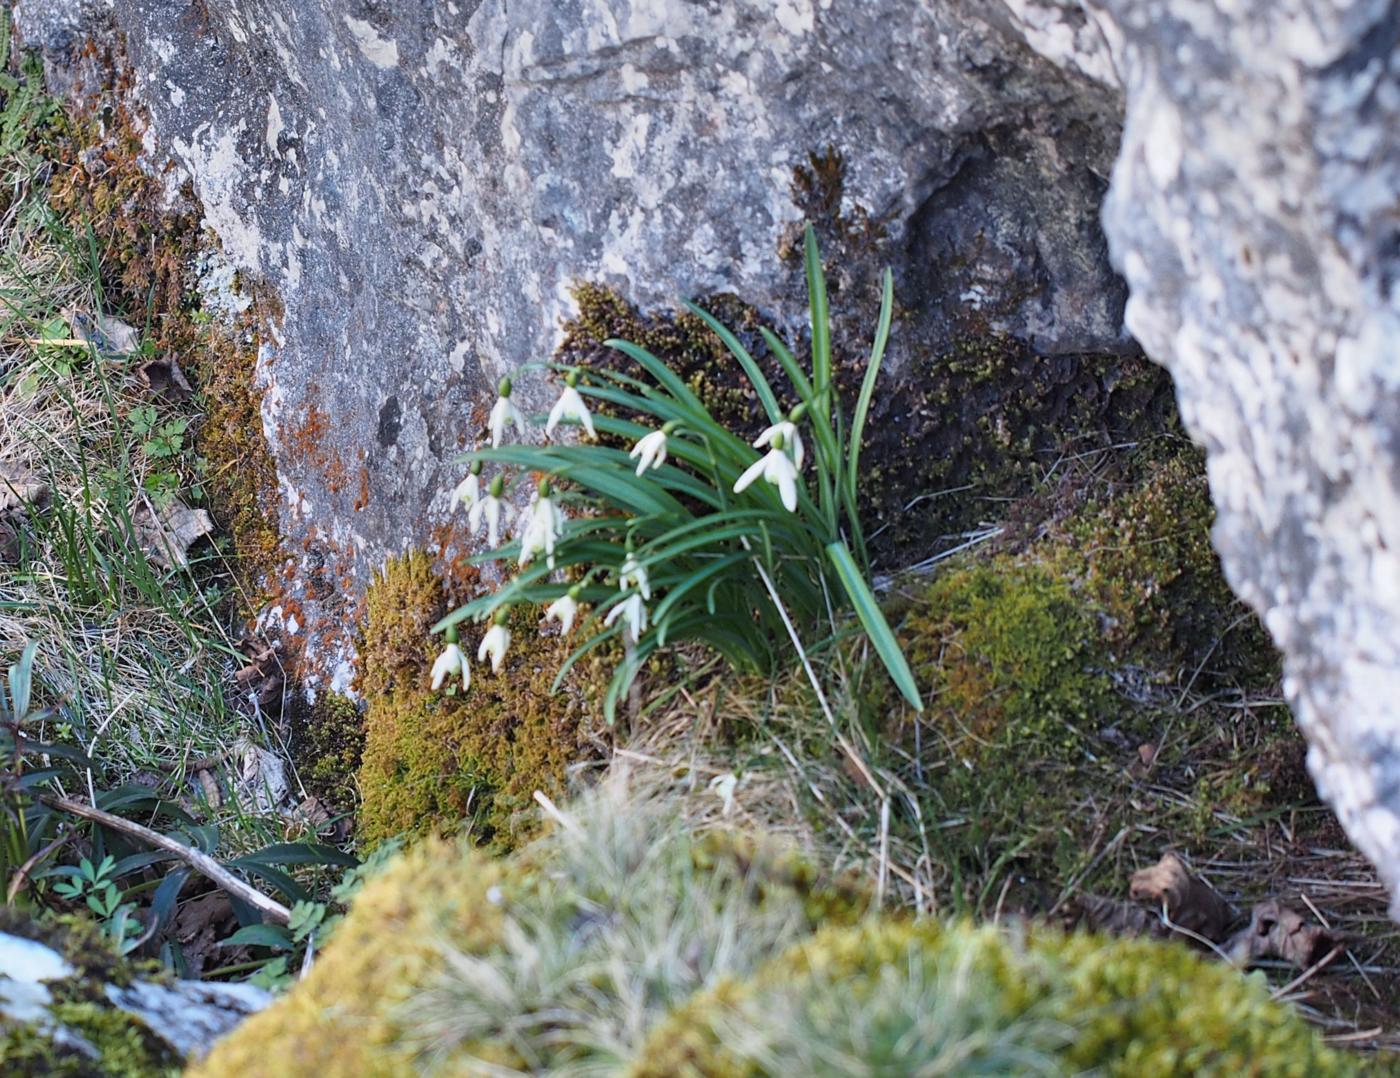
[{"x1": 1005, "y1": 0, "x2": 1400, "y2": 915}]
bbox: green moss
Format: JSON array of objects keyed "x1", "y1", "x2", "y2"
[
  {"x1": 906, "y1": 557, "x2": 1110, "y2": 756},
  {"x1": 289, "y1": 692, "x2": 365, "y2": 810},
  {"x1": 354, "y1": 552, "x2": 605, "y2": 850},
  {"x1": 1071, "y1": 448, "x2": 1278, "y2": 685},
  {"x1": 632, "y1": 920, "x2": 1358, "y2": 1077}
]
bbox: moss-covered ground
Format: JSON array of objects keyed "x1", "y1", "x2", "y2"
[{"x1": 192, "y1": 784, "x2": 1363, "y2": 1076}]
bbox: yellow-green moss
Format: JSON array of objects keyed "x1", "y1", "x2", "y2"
[
  {"x1": 905, "y1": 557, "x2": 1110, "y2": 756},
  {"x1": 632, "y1": 920, "x2": 1359, "y2": 1077},
  {"x1": 289, "y1": 692, "x2": 364, "y2": 810},
  {"x1": 191, "y1": 839, "x2": 506, "y2": 1078},
  {"x1": 354, "y1": 552, "x2": 605, "y2": 850}
]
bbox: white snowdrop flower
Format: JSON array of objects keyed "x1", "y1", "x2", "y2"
[
  {"x1": 628, "y1": 420, "x2": 678, "y2": 476},
  {"x1": 733, "y1": 430, "x2": 802, "y2": 512},
  {"x1": 469, "y1": 476, "x2": 507, "y2": 546},
  {"x1": 619, "y1": 551, "x2": 651, "y2": 600},
  {"x1": 449, "y1": 460, "x2": 483, "y2": 512},
  {"x1": 519, "y1": 479, "x2": 566, "y2": 569},
  {"x1": 708, "y1": 772, "x2": 738, "y2": 816},
  {"x1": 604, "y1": 591, "x2": 648, "y2": 644},
  {"x1": 545, "y1": 371, "x2": 596, "y2": 439},
  {"x1": 489, "y1": 377, "x2": 526, "y2": 447},
  {"x1": 478, "y1": 611, "x2": 511, "y2": 673},
  {"x1": 545, "y1": 585, "x2": 583, "y2": 634},
  {"x1": 754, "y1": 417, "x2": 804, "y2": 470},
  {"x1": 429, "y1": 628, "x2": 470, "y2": 693}
]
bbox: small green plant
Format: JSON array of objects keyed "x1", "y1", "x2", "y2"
[
  {"x1": 50, "y1": 854, "x2": 144, "y2": 955},
  {"x1": 227, "y1": 838, "x2": 401, "y2": 991},
  {"x1": 435, "y1": 227, "x2": 922, "y2": 720}
]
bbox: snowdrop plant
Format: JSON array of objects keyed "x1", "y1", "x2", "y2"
[{"x1": 435, "y1": 226, "x2": 922, "y2": 720}]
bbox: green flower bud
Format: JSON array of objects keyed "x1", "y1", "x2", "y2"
[
  {"x1": 493, "y1": 608, "x2": 510, "y2": 626},
  {"x1": 538, "y1": 477, "x2": 552, "y2": 497},
  {"x1": 661, "y1": 419, "x2": 681, "y2": 435},
  {"x1": 489, "y1": 476, "x2": 505, "y2": 498},
  {"x1": 445, "y1": 624, "x2": 460, "y2": 644},
  {"x1": 565, "y1": 370, "x2": 580, "y2": 388},
  {"x1": 498, "y1": 376, "x2": 513, "y2": 398},
  {"x1": 469, "y1": 459, "x2": 483, "y2": 476}
]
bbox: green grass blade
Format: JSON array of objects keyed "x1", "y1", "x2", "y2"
[
  {"x1": 848, "y1": 267, "x2": 892, "y2": 506},
  {"x1": 804, "y1": 225, "x2": 831, "y2": 422},
  {"x1": 825, "y1": 541, "x2": 924, "y2": 711}
]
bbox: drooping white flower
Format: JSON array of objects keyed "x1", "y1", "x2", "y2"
[
  {"x1": 604, "y1": 591, "x2": 648, "y2": 644},
  {"x1": 545, "y1": 586, "x2": 582, "y2": 634},
  {"x1": 430, "y1": 630, "x2": 470, "y2": 693},
  {"x1": 629, "y1": 429, "x2": 669, "y2": 476},
  {"x1": 489, "y1": 377, "x2": 526, "y2": 448},
  {"x1": 619, "y1": 551, "x2": 651, "y2": 600},
  {"x1": 545, "y1": 371, "x2": 596, "y2": 439},
  {"x1": 733, "y1": 430, "x2": 802, "y2": 512},
  {"x1": 449, "y1": 461, "x2": 483, "y2": 512},
  {"x1": 469, "y1": 476, "x2": 507, "y2": 547},
  {"x1": 518, "y1": 480, "x2": 566, "y2": 569},
  {"x1": 478, "y1": 612, "x2": 511, "y2": 673},
  {"x1": 754, "y1": 418, "x2": 805, "y2": 470}
]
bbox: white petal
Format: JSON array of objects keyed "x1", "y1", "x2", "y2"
[
  {"x1": 790, "y1": 429, "x2": 805, "y2": 470},
  {"x1": 430, "y1": 649, "x2": 454, "y2": 690},
  {"x1": 489, "y1": 398, "x2": 511, "y2": 447},
  {"x1": 468, "y1": 497, "x2": 485, "y2": 532},
  {"x1": 509, "y1": 399, "x2": 526, "y2": 436},
  {"x1": 450, "y1": 473, "x2": 479, "y2": 511},
  {"x1": 486, "y1": 499, "x2": 502, "y2": 546},
  {"x1": 766, "y1": 452, "x2": 800, "y2": 512},
  {"x1": 733, "y1": 455, "x2": 767, "y2": 494},
  {"x1": 545, "y1": 395, "x2": 567, "y2": 436}
]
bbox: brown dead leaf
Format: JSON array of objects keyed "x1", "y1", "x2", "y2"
[
  {"x1": 0, "y1": 463, "x2": 49, "y2": 513},
  {"x1": 1062, "y1": 892, "x2": 1172, "y2": 939},
  {"x1": 0, "y1": 520, "x2": 19, "y2": 566},
  {"x1": 195, "y1": 769, "x2": 222, "y2": 809},
  {"x1": 175, "y1": 892, "x2": 237, "y2": 977},
  {"x1": 1224, "y1": 899, "x2": 1341, "y2": 970},
  {"x1": 69, "y1": 310, "x2": 141, "y2": 357},
  {"x1": 1129, "y1": 852, "x2": 1236, "y2": 940},
  {"x1": 234, "y1": 638, "x2": 284, "y2": 709},
  {"x1": 133, "y1": 498, "x2": 213, "y2": 569},
  {"x1": 137, "y1": 354, "x2": 194, "y2": 404}
]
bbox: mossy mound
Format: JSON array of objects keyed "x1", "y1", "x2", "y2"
[
  {"x1": 192, "y1": 787, "x2": 866, "y2": 1077},
  {"x1": 0, "y1": 911, "x2": 179, "y2": 1077},
  {"x1": 193, "y1": 790, "x2": 1350, "y2": 1077},
  {"x1": 354, "y1": 551, "x2": 606, "y2": 850},
  {"x1": 900, "y1": 444, "x2": 1279, "y2": 764},
  {"x1": 633, "y1": 919, "x2": 1359, "y2": 1077}
]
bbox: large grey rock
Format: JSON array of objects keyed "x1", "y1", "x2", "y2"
[
  {"x1": 1004, "y1": 0, "x2": 1400, "y2": 915},
  {"x1": 17, "y1": 0, "x2": 1135, "y2": 688}
]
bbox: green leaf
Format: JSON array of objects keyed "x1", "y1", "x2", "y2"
[
  {"x1": 222, "y1": 924, "x2": 294, "y2": 951},
  {"x1": 849, "y1": 267, "x2": 893, "y2": 509},
  {"x1": 825, "y1": 541, "x2": 924, "y2": 711},
  {"x1": 804, "y1": 225, "x2": 832, "y2": 422}
]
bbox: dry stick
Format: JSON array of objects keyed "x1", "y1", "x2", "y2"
[
  {"x1": 6, "y1": 831, "x2": 72, "y2": 904},
  {"x1": 40, "y1": 793, "x2": 291, "y2": 925},
  {"x1": 1271, "y1": 943, "x2": 1346, "y2": 1002}
]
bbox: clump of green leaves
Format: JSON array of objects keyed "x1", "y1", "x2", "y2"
[{"x1": 438, "y1": 227, "x2": 922, "y2": 720}]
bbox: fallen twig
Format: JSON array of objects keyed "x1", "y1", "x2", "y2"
[{"x1": 40, "y1": 793, "x2": 291, "y2": 925}]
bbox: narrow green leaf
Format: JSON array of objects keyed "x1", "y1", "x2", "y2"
[
  {"x1": 849, "y1": 267, "x2": 893, "y2": 508},
  {"x1": 804, "y1": 225, "x2": 832, "y2": 422},
  {"x1": 825, "y1": 541, "x2": 924, "y2": 711}
]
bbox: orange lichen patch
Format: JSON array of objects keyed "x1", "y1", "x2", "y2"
[{"x1": 44, "y1": 42, "x2": 284, "y2": 607}]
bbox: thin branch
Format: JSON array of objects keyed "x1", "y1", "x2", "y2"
[{"x1": 40, "y1": 793, "x2": 291, "y2": 924}]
